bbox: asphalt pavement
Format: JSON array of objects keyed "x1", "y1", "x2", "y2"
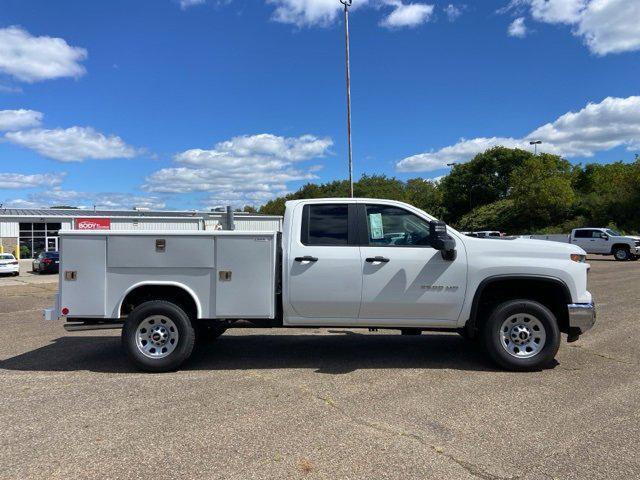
[{"x1": 0, "y1": 257, "x2": 638, "y2": 479}]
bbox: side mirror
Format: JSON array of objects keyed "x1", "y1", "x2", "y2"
[
  {"x1": 600, "y1": 233, "x2": 609, "y2": 240},
  {"x1": 429, "y1": 220, "x2": 457, "y2": 261}
]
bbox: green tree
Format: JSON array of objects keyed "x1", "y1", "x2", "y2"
[
  {"x1": 404, "y1": 178, "x2": 445, "y2": 219},
  {"x1": 456, "y1": 199, "x2": 518, "y2": 232},
  {"x1": 509, "y1": 153, "x2": 575, "y2": 231},
  {"x1": 439, "y1": 147, "x2": 532, "y2": 221}
]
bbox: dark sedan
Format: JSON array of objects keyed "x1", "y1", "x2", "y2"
[{"x1": 32, "y1": 251, "x2": 60, "y2": 274}]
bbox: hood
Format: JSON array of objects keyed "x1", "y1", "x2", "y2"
[{"x1": 459, "y1": 234, "x2": 586, "y2": 257}]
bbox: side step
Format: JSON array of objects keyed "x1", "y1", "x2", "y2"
[{"x1": 64, "y1": 322, "x2": 124, "y2": 332}]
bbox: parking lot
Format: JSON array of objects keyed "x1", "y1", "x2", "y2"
[{"x1": 0, "y1": 257, "x2": 638, "y2": 480}]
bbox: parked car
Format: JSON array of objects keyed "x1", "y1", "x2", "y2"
[
  {"x1": 44, "y1": 198, "x2": 595, "y2": 373},
  {"x1": 0, "y1": 253, "x2": 19, "y2": 276},
  {"x1": 570, "y1": 228, "x2": 640, "y2": 261},
  {"x1": 32, "y1": 251, "x2": 60, "y2": 274}
]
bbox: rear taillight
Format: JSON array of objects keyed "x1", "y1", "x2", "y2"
[{"x1": 61, "y1": 307, "x2": 69, "y2": 316}]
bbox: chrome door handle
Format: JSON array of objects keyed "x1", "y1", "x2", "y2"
[
  {"x1": 295, "y1": 256, "x2": 318, "y2": 262},
  {"x1": 366, "y1": 256, "x2": 390, "y2": 263}
]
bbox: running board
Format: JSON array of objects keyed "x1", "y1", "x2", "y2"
[{"x1": 64, "y1": 322, "x2": 124, "y2": 332}]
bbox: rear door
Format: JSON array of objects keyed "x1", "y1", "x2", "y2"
[
  {"x1": 572, "y1": 229, "x2": 595, "y2": 253},
  {"x1": 287, "y1": 203, "x2": 362, "y2": 324},
  {"x1": 357, "y1": 203, "x2": 466, "y2": 326}
]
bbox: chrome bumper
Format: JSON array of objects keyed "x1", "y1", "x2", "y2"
[{"x1": 567, "y1": 302, "x2": 596, "y2": 335}]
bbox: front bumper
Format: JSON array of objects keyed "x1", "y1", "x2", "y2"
[{"x1": 567, "y1": 302, "x2": 596, "y2": 337}]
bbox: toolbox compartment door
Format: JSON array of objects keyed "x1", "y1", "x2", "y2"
[
  {"x1": 59, "y1": 235, "x2": 107, "y2": 317},
  {"x1": 215, "y1": 235, "x2": 276, "y2": 318},
  {"x1": 107, "y1": 235, "x2": 215, "y2": 269}
]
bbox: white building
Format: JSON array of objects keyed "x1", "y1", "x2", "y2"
[{"x1": 0, "y1": 207, "x2": 282, "y2": 259}]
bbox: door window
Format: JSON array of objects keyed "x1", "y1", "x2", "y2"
[
  {"x1": 364, "y1": 205, "x2": 431, "y2": 247},
  {"x1": 301, "y1": 204, "x2": 350, "y2": 246},
  {"x1": 574, "y1": 230, "x2": 595, "y2": 238}
]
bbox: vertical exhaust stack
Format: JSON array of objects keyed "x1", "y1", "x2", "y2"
[{"x1": 226, "y1": 206, "x2": 235, "y2": 231}]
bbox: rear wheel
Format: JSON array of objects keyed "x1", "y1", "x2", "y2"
[
  {"x1": 481, "y1": 299, "x2": 560, "y2": 371},
  {"x1": 122, "y1": 300, "x2": 195, "y2": 372},
  {"x1": 613, "y1": 246, "x2": 630, "y2": 261}
]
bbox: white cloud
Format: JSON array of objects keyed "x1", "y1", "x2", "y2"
[
  {"x1": 396, "y1": 96, "x2": 640, "y2": 172},
  {"x1": 0, "y1": 109, "x2": 43, "y2": 131},
  {"x1": 506, "y1": 0, "x2": 640, "y2": 55},
  {"x1": 397, "y1": 137, "x2": 527, "y2": 172},
  {"x1": 3, "y1": 188, "x2": 166, "y2": 210},
  {"x1": 508, "y1": 17, "x2": 528, "y2": 37},
  {"x1": 4, "y1": 127, "x2": 139, "y2": 162},
  {"x1": 180, "y1": 0, "x2": 206, "y2": 9},
  {"x1": 380, "y1": 1, "x2": 434, "y2": 29},
  {"x1": 576, "y1": 0, "x2": 640, "y2": 55},
  {"x1": 0, "y1": 26, "x2": 87, "y2": 83},
  {"x1": 268, "y1": 0, "x2": 352, "y2": 27},
  {"x1": 144, "y1": 133, "x2": 332, "y2": 206},
  {"x1": 268, "y1": 0, "x2": 434, "y2": 29},
  {"x1": 527, "y1": 0, "x2": 586, "y2": 24},
  {"x1": 0, "y1": 172, "x2": 65, "y2": 189},
  {"x1": 444, "y1": 4, "x2": 462, "y2": 22}
]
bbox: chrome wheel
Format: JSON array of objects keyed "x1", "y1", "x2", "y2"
[
  {"x1": 135, "y1": 315, "x2": 179, "y2": 359},
  {"x1": 614, "y1": 248, "x2": 628, "y2": 260},
  {"x1": 499, "y1": 313, "x2": 546, "y2": 359}
]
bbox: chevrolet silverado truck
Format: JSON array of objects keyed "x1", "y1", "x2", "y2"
[
  {"x1": 44, "y1": 198, "x2": 596, "y2": 372},
  {"x1": 569, "y1": 228, "x2": 640, "y2": 261}
]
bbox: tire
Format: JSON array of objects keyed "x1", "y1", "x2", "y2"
[
  {"x1": 613, "y1": 246, "x2": 630, "y2": 261},
  {"x1": 481, "y1": 299, "x2": 560, "y2": 372},
  {"x1": 122, "y1": 300, "x2": 196, "y2": 372},
  {"x1": 13, "y1": 271, "x2": 19, "y2": 276}
]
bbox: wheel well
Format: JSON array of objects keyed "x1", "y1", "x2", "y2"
[
  {"x1": 470, "y1": 277, "x2": 570, "y2": 335},
  {"x1": 120, "y1": 285, "x2": 198, "y2": 320},
  {"x1": 611, "y1": 243, "x2": 629, "y2": 253}
]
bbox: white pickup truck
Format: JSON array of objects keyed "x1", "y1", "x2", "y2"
[
  {"x1": 569, "y1": 228, "x2": 640, "y2": 261},
  {"x1": 44, "y1": 198, "x2": 595, "y2": 372}
]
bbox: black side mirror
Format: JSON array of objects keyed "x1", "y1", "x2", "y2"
[{"x1": 429, "y1": 221, "x2": 457, "y2": 261}]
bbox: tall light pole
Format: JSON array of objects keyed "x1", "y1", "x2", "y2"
[
  {"x1": 529, "y1": 140, "x2": 542, "y2": 155},
  {"x1": 340, "y1": 0, "x2": 354, "y2": 197}
]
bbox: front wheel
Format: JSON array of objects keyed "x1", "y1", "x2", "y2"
[
  {"x1": 122, "y1": 300, "x2": 196, "y2": 372},
  {"x1": 481, "y1": 299, "x2": 560, "y2": 371},
  {"x1": 613, "y1": 246, "x2": 630, "y2": 261}
]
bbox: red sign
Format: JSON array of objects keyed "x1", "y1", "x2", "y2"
[{"x1": 75, "y1": 218, "x2": 111, "y2": 230}]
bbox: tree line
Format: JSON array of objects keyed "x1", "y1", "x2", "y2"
[{"x1": 246, "y1": 147, "x2": 640, "y2": 235}]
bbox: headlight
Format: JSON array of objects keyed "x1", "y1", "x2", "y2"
[{"x1": 570, "y1": 254, "x2": 586, "y2": 263}]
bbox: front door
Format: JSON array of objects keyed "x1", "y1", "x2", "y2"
[
  {"x1": 287, "y1": 203, "x2": 362, "y2": 325},
  {"x1": 358, "y1": 203, "x2": 466, "y2": 326}
]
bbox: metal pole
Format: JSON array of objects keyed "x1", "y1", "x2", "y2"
[{"x1": 341, "y1": 0, "x2": 354, "y2": 198}]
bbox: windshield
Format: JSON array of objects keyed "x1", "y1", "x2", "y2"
[
  {"x1": 0, "y1": 254, "x2": 14, "y2": 260},
  {"x1": 606, "y1": 229, "x2": 621, "y2": 237}
]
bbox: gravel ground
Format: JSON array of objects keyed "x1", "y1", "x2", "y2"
[{"x1": 0, "y1": 257, "x2": 638, "y2": 479}]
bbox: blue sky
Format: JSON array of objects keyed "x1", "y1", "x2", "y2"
[{"x1": 0, "y1": 0, "x2": 639, "y2": 210}]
